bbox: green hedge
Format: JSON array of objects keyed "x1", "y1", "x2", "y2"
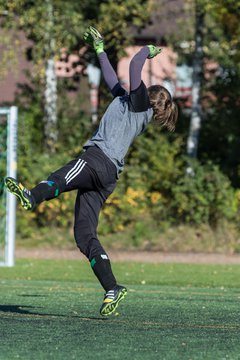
[{"x1": 14, "y1": 104, "x2": 240, "y2": 245}]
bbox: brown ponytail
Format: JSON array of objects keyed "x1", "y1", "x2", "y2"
[{"x1": 148, "y1": 85, "x2": 178, "y2": 131}]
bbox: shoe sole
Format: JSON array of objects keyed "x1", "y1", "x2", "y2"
[
  {"x1": 4, "y1": 177, "x2": 32, "y2": 210},
  {"x1": 100, "y1": 288, "x2": 127, "y2": 317}
]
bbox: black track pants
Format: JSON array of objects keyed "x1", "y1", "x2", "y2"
[{"x1": 30, "y1": 146, "x2": 117, "y2": 260}]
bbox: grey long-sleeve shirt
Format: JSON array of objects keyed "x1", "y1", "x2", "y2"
[{"x1": 83, "y1": 47, "x2": 153, "y2": 175}]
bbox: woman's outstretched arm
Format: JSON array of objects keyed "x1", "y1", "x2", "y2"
[
  {"x1": 129, "y1": 45, "x2": 161, "y2": 91},
  {"x1": 128, "y1": 45, "x2": 161, "y2": 112},
  {"x1": 98, "y1": 52, "x2": 126, "y2": 97},
  {"x1": 84, "y1": 26, "x2": 125, "y2": 97}
]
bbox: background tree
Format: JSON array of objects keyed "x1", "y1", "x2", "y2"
[
  {"x1": 186, "y1": 0, "x2": 204, "y2": 167},
  {"x1": 1, "y1": 0, "x2": 239, "y2": 248},
  {"x1": 43, "y1": 0, "x2": 57, "y2": 152},
  {"x1": 0, "y1": 0, "x2": 85, "y2": 151},
  {"x1": 156, "y1": 0, "x2": 240, "y2": 185},
  {"x1": 0, "y1": 0, "x2": 152, "y2": 147},
  {"x1": 198, "y1": 0, "x2": 240, "y2": 186}
]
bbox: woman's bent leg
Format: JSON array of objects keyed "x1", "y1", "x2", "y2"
[
  {"x1": 30, "y1": 156, "x2": 93, "y2": 205},
  {"x1": 74, "y1": 189, "x2": 117, "y2": 292}
]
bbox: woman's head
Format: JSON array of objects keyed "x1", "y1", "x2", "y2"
[{"x1": 147, "y1": 85, "x2": 178, "y2": 131}]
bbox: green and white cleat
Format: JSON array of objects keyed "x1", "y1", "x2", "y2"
[
  {"x1": 4, "y1": 177, "x2": 35, "y2": 210},
  {"x1": 100, "y1": 285, "x2": 127, "y2": 317}
]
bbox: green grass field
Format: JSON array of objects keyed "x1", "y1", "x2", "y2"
[{"x1": 1, "y1": 259, "x2": 240, "y2": 359}]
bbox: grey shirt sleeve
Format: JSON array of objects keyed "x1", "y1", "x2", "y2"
[
  {"x1": 129, "y1": 46, "x2": 150, "y2": 91},
  {"x1": 98, "y1": 52, "x2": 126, "y2": 97},
  {"x1": 128, "y1": 47, "x2": 151, "y2": 112}
]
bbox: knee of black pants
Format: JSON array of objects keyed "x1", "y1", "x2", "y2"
[
  {"x1": 74, "y1": 227, "x2": 104, "y2": 260},
  {"x1": 74, "y1": 229, "x2": 91, "y2": 258}
]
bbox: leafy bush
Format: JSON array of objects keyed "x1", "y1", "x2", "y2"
[
  {"x1": 171, "y1": 161, "x2": 238, "y2": 226},
  {"x1": 14, "y1": 98, "x2": 240, "y2": 250}
]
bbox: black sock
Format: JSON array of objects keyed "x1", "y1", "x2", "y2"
[
  {"x1": 90, "y1": 254, "x2": 117, "y2": 292},
  {"x1": 31, "y1": 180, "x2": 60, "y2": 204}
]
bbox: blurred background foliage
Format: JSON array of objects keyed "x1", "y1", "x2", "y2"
[{"x1": 0, "y1": 0, "x2": 240, "y2": 252}]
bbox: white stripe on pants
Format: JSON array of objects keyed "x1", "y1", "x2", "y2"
[{"x1": 65, "y1": 159, "x2": 87, "y2": 185}]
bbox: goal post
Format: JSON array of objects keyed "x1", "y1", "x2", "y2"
[{"x1": 0, "y1": 106, "x2": 18, "y2": 267}]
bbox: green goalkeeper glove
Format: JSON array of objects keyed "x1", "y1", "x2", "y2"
[
  {"x1": 147, "y1": 45, "x2": 162, "y2": 59},
  {"x1": 83, "y1": 26, "x2": 104, "y2": 55}
]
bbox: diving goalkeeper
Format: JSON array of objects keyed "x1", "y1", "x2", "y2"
[{"x1": 5, "y1": 26, "x2": 178, "y2": 316}]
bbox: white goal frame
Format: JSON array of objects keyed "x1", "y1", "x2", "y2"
[{"x1": 0, "y1": 106, "x2": 18, "y2": 267}]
